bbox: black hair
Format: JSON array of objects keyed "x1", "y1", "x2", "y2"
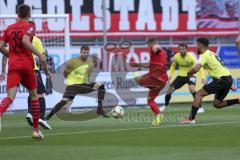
[
  {"x1": 81, "y1": 45, "x2": 90, "y2": 51},
  {"x1": 146, "y1": 38, "x2": 158, "y2": 44},
  {"x1": 178, "y1": 43, "x2": 188, "y2": 48},
  {"x1": 17, "y1": 4, "x2": 31, "y2": 19},
  {"x1": 197, "y1": 37, "x2": 209, "y2": 47}
]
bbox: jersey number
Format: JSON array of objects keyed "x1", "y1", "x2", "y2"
[
  {"x1": 11, "y1": 31, "x2": 23, "y2": 52},
  {"x1": 215, "y1": 55, "x2": 226, "y2": 67}
]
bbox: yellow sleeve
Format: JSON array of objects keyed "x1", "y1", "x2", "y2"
[
  {"x1": 198, "y1": 54, "x2": 207, "y2": 66},
  {"x1": 199, "y1": 67, "x2": 205, "y2": 79},
  {"x1": 63, "y1": 59, "x2": 75, "y2": 77},
  {"x1": 32, "y1": 37, "x2": 45, "y2": 54},
  {"x1": 87, "y1": 61, "x2": 94, "y2": 77},
  {"x1": 189, "y1": 52, "x2": 197, "y2": 65},
  {"x1": 169, "y1": 56, "x2": 177, "y2": 77},
  {"x1": 65, "y1": 59, "x2": 75, "y2": 72}
]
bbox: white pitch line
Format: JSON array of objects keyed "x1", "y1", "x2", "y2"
[{"x1": 0, "y1": 121, "x2": 240, "y2": 140}]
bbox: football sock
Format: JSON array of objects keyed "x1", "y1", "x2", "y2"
[
  {"x1": 27, "y1": 96, "x2": 31, "y2": 113},
  {"x1": 31, "y1": 99, "x2": 40, "y2": 131},
  {"x1": 226, "y1": 99, "x2": 240, "y2": 106},
  {"x1": 191, "y1": 92, "x2": 196, "y2": 98},
  {"x1": 97, "y1": 100, "x2": 103, "y2": 110},
  {"x1": 189, "y1": 105, "x2": 199, "y2": 120},
  {"x1": 28, "y1": 96, "x2": 47, "y2": 119},
  {"x1": 148, "y1": 100, "x2": 160, "y2": 115},
  {"x1": 46, "y1": 100, "x2": 67, "y2": 120},
  {"x1": 165, "y1": 94, "x2": 171, "y2": 106},
  {"x1": 97, "y1": 84, "x2": 105, "y2": 110},
  {"x1": 39, "y1": 97, "x2": 46, "y2": 120},
  {"x1": 0, "y1": 97, "x2": 13, "y2": 114}
]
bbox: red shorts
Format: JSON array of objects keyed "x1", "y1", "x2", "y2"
[
  {"x1": 139, "y1": 73, "x2": 166, "y2": 99},
  {"x1": 7, "y1": 69, "x2": 37, "y2": 90}
]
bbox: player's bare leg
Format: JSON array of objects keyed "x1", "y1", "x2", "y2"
[
  {"x1": 28, "y1": 89, "x2": 43, "y2": 139},
  {"x1": 189, "y1": 84, "x2": 205, "y2": 113},
  {"x1": 188, "y1": 84, "x2": 196, "y2": 98},
  {"x1": 212, "y1": 98, "x2": 240, "y2": 109},
  {"x1": 180, "y1": 88, "x2": 209, "y2": 124}
]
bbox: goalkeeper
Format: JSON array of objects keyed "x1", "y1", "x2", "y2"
[{"x1": 45, "y1": 45, "x2": 108, "y2": 120}]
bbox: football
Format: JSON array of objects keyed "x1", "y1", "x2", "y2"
[{"x1": 112, "y1": 106, "x2": 124, "y2": 118}]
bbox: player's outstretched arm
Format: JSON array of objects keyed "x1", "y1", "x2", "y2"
[
  {"x1": 199, "y1": 68, "x2": 206, "y2": 84},
  {"x1": 63, "y1": 63, "x2": 72, "y2": 78},
  {"x1": 130, "y1": 62, "x2": 150, "y2": 68},
  {"x1": 1, "y1": 55, "x2": 7, "y2": 74},
  {"x1": 0, "y1": 55, "x2": 8, "y2": 82},
  {"x1": 169, "y1": 60, "x2": 177, "y2": 81},
  {"x1": 0, "y1": 41, "x2": 8, "y2": 57},
  {"x1": 63, "y1": 58, "x2": 82, "y2": 78},
  {"x1": 0, "y1": 47, "x2": 9, "y2": 57},
  {"x1": 41, "y1": 52, "x2": 51, "y2": 77},
  {"x1": 187, "y1": 64, "x2": 202, "y2": 76},
  {"x1": 43, "y1": 61, "x2": 51, "y2": 76},
  {"x1": 63, "y1": 68, "x2": 70, "y2": 78},
  {"x1": 33, "y1": 37, "x2": 50, "y2": 76},
  {"x1": 0, "y1": 40, "x2": 5, "y2": 49}
]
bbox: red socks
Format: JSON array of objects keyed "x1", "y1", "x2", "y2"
[
  {"x1": 31, "y1": 99, "x2": 40, "y2": 131},
  {"x1": 148, "y1": 100, "x2": 160, "y2": 115},
  {"x1": 0, "y1": 97, "x2": 13, "y2": 114},
  {"x1": 0, "y1": 97, "x2": 40, "y2": 131}
]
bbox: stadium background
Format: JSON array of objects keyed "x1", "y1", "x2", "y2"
[{"x1": 0, "y1": 0, "x2": 239, "y2": 111}]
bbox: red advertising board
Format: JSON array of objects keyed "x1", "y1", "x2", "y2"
[{"x1": 0, "y1": 0, "x2": 238, "y2": 37}]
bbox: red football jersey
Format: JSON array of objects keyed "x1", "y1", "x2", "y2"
[
  {"x1": 0, "y1": 20, "x2": 34, "y2": 70},
  {"x1": 149, "y1": 47, "x2": 168, "y2": 82},
  {"x1": 149, "y1": 47, "x2": 167, "y2": 66}
]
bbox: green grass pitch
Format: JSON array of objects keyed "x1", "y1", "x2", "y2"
[{"x1": 0, "y1": 103, "x2": 240, "y2": 160}]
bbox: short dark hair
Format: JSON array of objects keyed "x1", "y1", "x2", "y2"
[
  {"x1": 146, "y1": 38, "x2": 158, "y2": 44},
  {"x1": 17, "y1": 4, "x2": 31, "y2": 19},
  {"x1": 197, "y1": 37, "x2": 209, "y2": 47},
  {"x1": 178, "y1": 43, "x2": 188, "y2": 48},
  {"x1": 80, "y1": 45, "x2": 90, "y2": 52}
]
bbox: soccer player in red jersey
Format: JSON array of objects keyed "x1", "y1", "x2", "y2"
[
  {"x1": 130, "y1": 38, "x2": 168, "y2": 125},
  {"x1": 0, "y1": 4, "x2": 46, "y2": 139}
]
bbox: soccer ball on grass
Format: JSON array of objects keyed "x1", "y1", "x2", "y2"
[{"x1": 112, "y1": 106, "x2": 124, "y2": 118}]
